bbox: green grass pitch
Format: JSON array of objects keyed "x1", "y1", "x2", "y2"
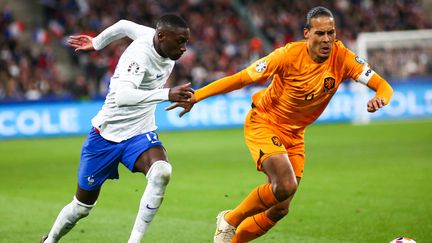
[{"x1": 0, "y1": 120, "x2": 431, "y2": 243}]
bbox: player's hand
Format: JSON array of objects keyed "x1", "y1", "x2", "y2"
[
  {"x1": 168, "y1": 82, "x2": 195, "y2": 102},
  {"x1": 367, "y1": 97, "x2": 386, "y2": 113},
  {"x1": 165, "y1": 101, "x2": 195, "y2": 117},
  {"x1": 67, "y1": 35, "x2": 95, "y2": 52}
]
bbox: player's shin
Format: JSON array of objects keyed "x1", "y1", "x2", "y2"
[
  {"x1": 232, "y1": 212, "x2": 276, "y2": 243},
  {"x1": 45, "y1": 196, "x2": 95, "y2": 243},
  {"x1": 128, "y1": 161, "x2": 172, "y2": 243},
  {"x1": 226, "y1": 183, "x2": 279, "y2": 227}
]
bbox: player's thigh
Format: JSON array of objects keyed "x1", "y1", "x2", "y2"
[
  {"x1": 133, "y1": 146, "x2": 167, "y2": 174},
  {"x1": 245, "y1": 110, "x2": 306, "y2": 177},
  {"x1": 76, "y1": 185, "x2": 100, "y2": 205},
  {"x1": 78, "y1": 129, "x2": 124, "y2": 192},
  {"x1": 244, "y1": 109, "x2": 288, "y2": 172},
  {"x1": 121, "y1": 131, "x2": 168, "y2": 175}
]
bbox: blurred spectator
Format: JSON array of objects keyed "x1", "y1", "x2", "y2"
[
  {"x1": 368, "y1": 46, "x2": 432, "y2": 80},
  {"x1": 0, "y1": 3, "x2": 67, "y2": 102}
]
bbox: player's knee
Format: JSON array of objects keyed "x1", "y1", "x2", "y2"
[
  {"x1": 273, "y1": 180, "x2": 297, "y2": 202},
  {"x1": 72, "y1": 197, "x2": 95, "y2": 220},
  {"x1": 146, "y1": 160, "x2": 172, "y2": 186},
  {"x1": 273, "y1": 205, "x2": 289, "y2": 218}
]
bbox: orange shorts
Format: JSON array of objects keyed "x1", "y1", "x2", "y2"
[{"x1": 244, "y1": 109, "x2": 305, "y2": 177}]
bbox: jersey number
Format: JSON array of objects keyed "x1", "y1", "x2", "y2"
[{"x1": 146, "y1": 132, "x2": 159, "y2": 144}]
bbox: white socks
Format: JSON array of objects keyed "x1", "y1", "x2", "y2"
[
  {"x1": 45, "y1": 196, "x2": 95, "y2": 243},
  {"x1": 44, "y1": 161, "x2": 171, "y2": 243},
  {"x1": 128, "y1": 160, "x2": 172, "y2": 243}
]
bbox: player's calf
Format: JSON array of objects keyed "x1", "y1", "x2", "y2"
[
  {"x1": 43, "y1": 196, "x2": 95, "y2": 243},
  {"x1": 128, "y1": 161, "x2": 172, "y2": 243}
]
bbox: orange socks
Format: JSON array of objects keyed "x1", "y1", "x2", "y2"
[
  {"x1": 232, "y1": 212, "x2": 276, "y2": 243},
  {"x1": 225, "y1": 183, "x2": 279, "y2": 227}
]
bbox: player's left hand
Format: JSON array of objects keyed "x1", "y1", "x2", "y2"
[{"x1": 367, "y1": 97, "x2": 386, "y2": 113}]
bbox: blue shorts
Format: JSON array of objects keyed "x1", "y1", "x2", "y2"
[{"x1": 78, "y1": 128, "x2": 163, "y2": 191}]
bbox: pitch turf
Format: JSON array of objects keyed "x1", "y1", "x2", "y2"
[{"x1": 0, "y1": 120, "x2": 431, "y2": 243}]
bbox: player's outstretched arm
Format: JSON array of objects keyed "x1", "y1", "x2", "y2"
[
  {"x1": 115, "y1": 82, "x2": 193, "y2": 107},
  {"x1": 165, "y1": 69, "x2": 256, "y2": 117},
  {"x1": 68, "y1": 35, "x2": 94, "y2": 52},
  {"x1": 69, "y1": 20, "x2": 153, "y2": 52}
]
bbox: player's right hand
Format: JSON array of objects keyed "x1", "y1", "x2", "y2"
[
  {"x1": 67, "y1": 35, "x2": 95, "y2": 52},
  {"x1": 367, "y1": 97, "x2": 386, "y2": 113},
  {"x1": 168, "y1": 82, "x2": 195, "y2": 103},
  {"x1": 165, "y1": 101, "x2": 194, "y2": 117}
]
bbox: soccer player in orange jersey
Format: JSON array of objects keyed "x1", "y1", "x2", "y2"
[{"x1": 168, "y1": 6, "x2": 393, "y2": 243}]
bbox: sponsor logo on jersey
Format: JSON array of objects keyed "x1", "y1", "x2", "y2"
[
  {"x1": 324, "y1": 77, "x2": 335, "y2": 93},
  {"x1": 255, "y1": 60, "x2": 267, "y2": 73},
  {"x1": 271, "y1": 136, "x2": 282, "y2": 147}
]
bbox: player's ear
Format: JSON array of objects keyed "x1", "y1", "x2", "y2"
[
  {"x1": 303, "y1": 28, "x2": 309, "y2": 39},
  {"x1": 157, "y1": 30, "x2": 166, "y2": 42}
]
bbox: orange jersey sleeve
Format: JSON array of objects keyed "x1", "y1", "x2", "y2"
[
  {"x1": 194, "y1": 47, "x2": 287, "y2": 102},
  {"x1": 367, "y1": 73, "x2": 393, "y2": 104},
  {"x1": 194, "y1": 70, "x2": 253, "y2": 102},
  {"x1": 249, "y1": 40, "x2": 366, "y2": 132}
]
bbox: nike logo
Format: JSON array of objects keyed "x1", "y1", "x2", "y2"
[
  {"x1": 146, "y1": 204, "x2": 159, "y2": 210},
  {"x1": 156, "y1": 74, "x2": 163, "y2": 79}
]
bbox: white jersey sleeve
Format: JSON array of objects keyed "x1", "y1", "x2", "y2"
[
  {"x1": 92, "y1": 20, "x2": 155, "y2": 50},
  {"x1": 112, "y1": 49, "x2": 169, "y2": 106},
  {"x1": 115, "y1": 82, "x2": 169, "y2": 106}
]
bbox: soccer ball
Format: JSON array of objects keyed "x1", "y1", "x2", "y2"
[{"x1": 390, "y1": 237, "x2": 416, "y2": 243}]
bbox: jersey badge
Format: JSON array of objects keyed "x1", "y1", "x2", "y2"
[
  {"x1": 323, "y1": 77, "x2": 335, "y2": 93},
  {"x1": 127, "y1": 62, "x2": 141, "y2": 75},
  {"x1": 255, "y1": 60, "x2": 267, "y2": 73},
  {"x1": 355, "y1": 56, "x2": 366, "y2": 64}
]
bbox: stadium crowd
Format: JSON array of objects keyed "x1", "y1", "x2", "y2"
[{"x1": 1, "y1": 0, "x2": 431, "y2": 101}]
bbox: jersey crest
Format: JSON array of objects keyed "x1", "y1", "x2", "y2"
[
  {"x1": 271, "y1": 136, "x2": 282, "y2": 147},
  {"x1": 323, "y1": 77, "x2": 335, "y2": 93}
]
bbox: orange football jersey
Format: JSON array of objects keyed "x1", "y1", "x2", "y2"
[{"x1": 196, "y1": 40, "x2": 368, "y2": 133}]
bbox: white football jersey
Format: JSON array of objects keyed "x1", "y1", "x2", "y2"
[{"x1": 90, "y1": 20, "x2": 175, "y2": 142}]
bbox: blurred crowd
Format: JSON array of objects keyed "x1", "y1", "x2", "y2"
[{"x1": 1, "y1": 0, "x2": 431, "y2": 102}]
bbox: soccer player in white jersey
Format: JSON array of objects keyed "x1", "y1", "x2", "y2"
[{"x1": 41, "y1": 14, "x2": 193, "y2": 243}]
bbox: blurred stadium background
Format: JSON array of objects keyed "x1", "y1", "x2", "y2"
[
  {"x1": 1, "y1": 0, "x2": 432, "y2": 135},
  {"x1": 0, "y1": 0, "x2": 431, "y2": 242}
]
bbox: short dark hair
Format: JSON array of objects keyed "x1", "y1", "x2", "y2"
[
  {"x1": 156, "y1": 14, "x2": 188, "y2": 29},
  {"x1": 305, "y1": 6, "x2": 334, "y2": 29}
]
